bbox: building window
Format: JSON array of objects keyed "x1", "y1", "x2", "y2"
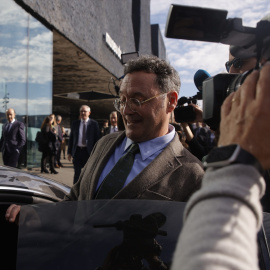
[{"x1": 0, "y1": 0, "x2": 53, "y2": 167}]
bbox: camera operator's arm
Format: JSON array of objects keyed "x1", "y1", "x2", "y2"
[
  {"x1": 181, "y1": 104, "x2": 203, "y2": 141},
  {"x1": 181, "y1": 122, "x2": 194, "y2": 141},
  {"x1": 181, "y1": 105, "x2": 209, "y2": 160},
  {"x1": 181, "y1": 122, "x2": 206, "y2": 160},
  {"x1": 171, "y1": 62, "x2": 270, "y2": 270}
]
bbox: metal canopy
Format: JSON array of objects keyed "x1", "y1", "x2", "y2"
[{"x1": 53, "y1": 31, "x2": 118, "y2": 120}]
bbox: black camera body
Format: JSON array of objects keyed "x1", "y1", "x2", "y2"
[
  {"x1": 174, "y1": 101, "x2": 197, "y2": 123},
  {"x1": 174, "y1": 93, "x2": 201, "y2": 123},
  {"x1": 165, "y1": 5, "x2": 270, "y2": 130},
  {"x1": 202, "y1": 72, "x2": 248, "y2": 130}
]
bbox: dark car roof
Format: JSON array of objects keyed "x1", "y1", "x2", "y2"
[{"x1": 0, "y1": 165, "x2": 70, "y2": 202}]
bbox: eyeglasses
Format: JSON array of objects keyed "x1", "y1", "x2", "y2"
[
  {"x1": 225, "y1": 58, "x2": 244, "y2": 72},
  {"x1": 80, "y1": 110, "x2": 89, "y2": 113},
  {"x1": 114, "y1": 93, "x2": 166, "y2": 113}
]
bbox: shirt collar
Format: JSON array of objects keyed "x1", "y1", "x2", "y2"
[
  {"x1": 81, "y1": 118, "x2": 89, "y2": 123},
  {"x1": 8, "y1": 119, "x2": 15, "y2": 124},
  {"x1": 124, "y1": 124, "x2": 175, "y2": 161}
]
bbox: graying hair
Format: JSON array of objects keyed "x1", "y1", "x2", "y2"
[
  {"x1": 110, "y1": 111, "x2": 117, "y2": 118},
  {"x1": 79, "y1": 105, "x2": 91, "y2": 112},
  {"x1": 56, "y1": 115, "x2": 62, "y2": 121},
  {"x1": 124, "y1": 55, "x2": 181, "y2": 94}
]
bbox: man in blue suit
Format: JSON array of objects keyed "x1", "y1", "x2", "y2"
[
  {"x1": 0, "y1": 108, "x2": 26, "y2": 168},
  {"x1": 68, "y1": 105, "x2": 101, "y2": 184}
]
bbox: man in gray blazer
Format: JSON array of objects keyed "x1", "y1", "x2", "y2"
[
  {"x1": 0, "y1": 108, "x2": 26, "y2": 168},
  {"x1": 67, "y1": 55, "x2": 204, "y2": 201},
  {"x1": 68, "y1": 105, "x2": 101, "y2": 184},
  {"x1": 5, "y1": 56, "x2": 206, "y2": 222}
]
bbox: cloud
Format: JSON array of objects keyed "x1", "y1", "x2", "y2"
[
  {"x1": 21, "y1": 32, "x2": 52, "y2": 47},
  {"x1": 0, "y1": 31, "x2": 53, "y2": 84},
  {"x1": 4, "y1": 97, "x2": 52, "y2": 115},
  {"x1": 168, "y1": 41, "x2": 229, "y2": 73},
  {"x1": 151, "y1": 0, "x2": 269, "y2": 21},
  {"x1": 0, "y1": 2, "x2": 43, "y2": 29},
  {"x1": 0, "y1": 0, "x2": 53, "y2": 85}
]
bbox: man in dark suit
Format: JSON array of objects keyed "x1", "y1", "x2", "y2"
[
  {"x1": 0, "y1": 108, "x2": 26, "y2": 168},
  {"x1": 66, "y1": 55, "x2": 204, "y2": 201},
  {"x1": 103, "y1": 111, "x2": 119, "y2": 136},
  {"x1": 68, "y1": 105, "x2": 101, "y2": 184}
]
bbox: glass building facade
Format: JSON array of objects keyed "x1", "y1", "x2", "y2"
[{"x1": 0, "y1": 0, "x2": 53, "y2": 167}]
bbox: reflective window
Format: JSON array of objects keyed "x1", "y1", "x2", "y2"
[
  {"x1": 0, "y1": 0, "x2": 52, "y2": 167},
  {"x1": 17, "y1": 200, "x2": 186, "y2": 269}
]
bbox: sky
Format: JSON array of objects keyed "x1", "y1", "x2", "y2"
[
  {"x1": 150, "y1": 0, "x2": 270, "y2": 100},
  {"x1": 0, "y1": 1, "x2": 53, "y2": 115}
]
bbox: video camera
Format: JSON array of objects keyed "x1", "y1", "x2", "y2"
[
  {"x1": 165, "y1": 5, "x2": 270, "y2": 130},
  {"x1": 173, "y1": 90, "x2": 200, "y2": 123},
  {"x1": 173, "y1": 69, "x2": 207, "y2": 123}
]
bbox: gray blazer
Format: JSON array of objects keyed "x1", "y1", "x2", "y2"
[{"x1": 66, "y1": 131, "x2": 204, "y2": 202}]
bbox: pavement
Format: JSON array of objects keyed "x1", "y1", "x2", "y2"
[{"x1": 26, "y1": 156, "x2": 74, "y2": 187}]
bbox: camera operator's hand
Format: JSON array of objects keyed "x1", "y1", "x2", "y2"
[
  {"x1": 218, "y1": 62, "x2": 270, "y2": 169},
  {"x1": 189, "y1": 103, "x2": 203, "y2": 123},
  {"x1": 181, "y1": 104, "x2": 203, "y2": 141}
]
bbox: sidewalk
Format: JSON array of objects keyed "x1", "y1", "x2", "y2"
[{"x1": 27, "y1": 157, "x2": 74, "y2": 187}]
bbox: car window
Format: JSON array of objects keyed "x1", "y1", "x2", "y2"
[
  {"x1": 16, "y1": 200, "x2": 270, "y2": 270},
  {"x1": 17, "y1": 200, "x2": 186, "y2": 270}
]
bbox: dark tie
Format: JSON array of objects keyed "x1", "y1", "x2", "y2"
[
  {"x1": 95, "y1": 143, "x2": 140, "y2": 199},
  {"x1": 82, "y1": 121, "x2": 86, "y2": 145},
  {"x1": 7, "y1": 123, "x2": 12, "y2": 132}
]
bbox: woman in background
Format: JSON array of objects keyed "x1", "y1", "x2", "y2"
[
  {"x1": 49, "y1": 113, "x2": 62, "y2": 168},
  {"x1": 60, "y1": 126, "x2": 68, "y2": 159},
  {"x1": 40, "y1": 116, "x2": 58, "y2": 174}
]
